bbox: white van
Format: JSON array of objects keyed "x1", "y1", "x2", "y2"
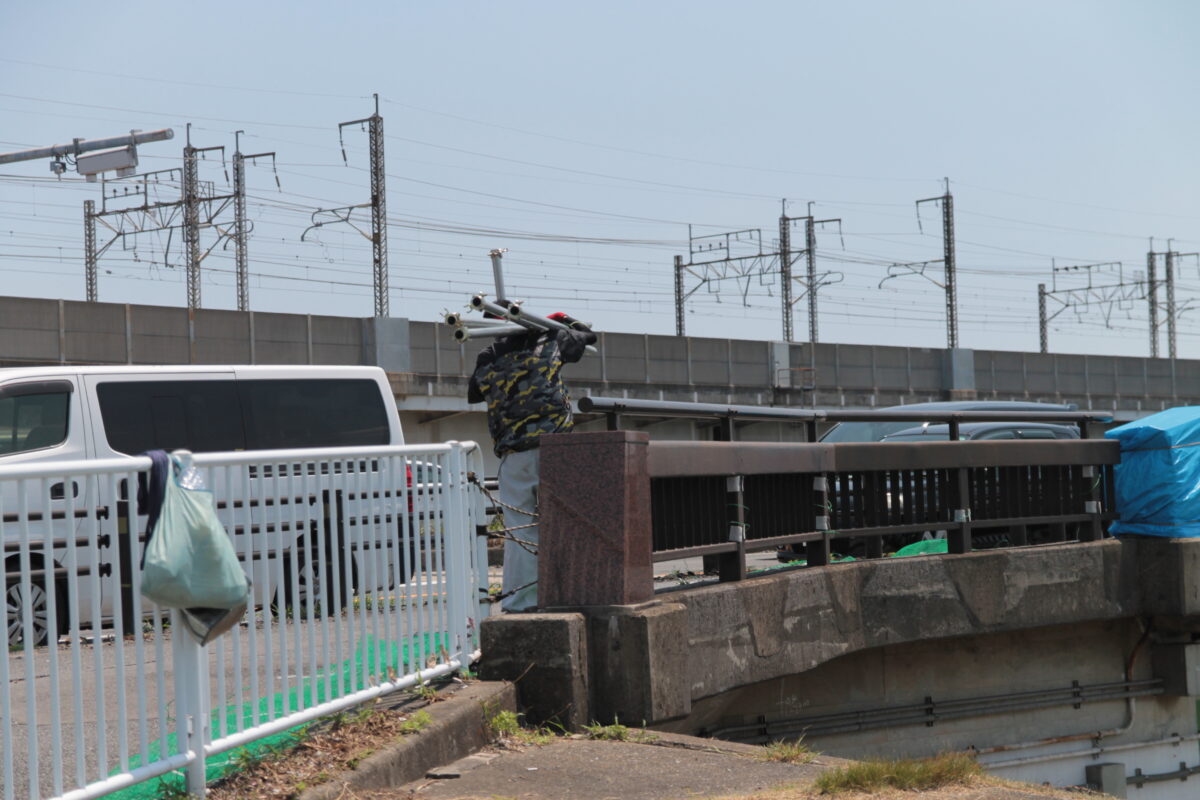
[{"x1": 2, "y1": 365, "x2": 406, "y2": 645}]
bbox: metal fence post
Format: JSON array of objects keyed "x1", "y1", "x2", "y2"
[
  {"x1": 468, "y1": 446, "x2": 491, "y2": 643},
  {"x1": 172, "y1": 611, "x2": 210, "y2": 798},
  {"x1": 443, "y1": 442, "x2": 468, "y2": 665}
]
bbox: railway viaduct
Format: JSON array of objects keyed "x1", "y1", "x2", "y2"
[{"x1": 0, "y1": 295, "x2": 1192, "y2": 471}]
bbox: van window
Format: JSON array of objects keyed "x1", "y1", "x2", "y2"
[
  {"x1": 98, "y1": 380, "x2": 246, "y2": 454},
  {"x1": 0, "y1": 391, "x2": 69, "y2": 455},
  {"x1": 239, "y1": 379, "x2": 389, "y2": 449}
]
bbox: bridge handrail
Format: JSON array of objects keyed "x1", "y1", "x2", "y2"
[
  {"x1": 537, "y1": 431, "x2": 1119, "y2": 607},
  {"x1": 646, "y1": 438, "x2": 1120, "y2": 477},
  {"x1": 577, "y1": 395, "x2": 1114, "y2": 439}
]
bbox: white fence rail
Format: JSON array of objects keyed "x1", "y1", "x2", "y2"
[{"x1": 0, "y1": 441, "x2": 488, "y2": 800}]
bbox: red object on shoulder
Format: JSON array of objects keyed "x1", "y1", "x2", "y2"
[{"x1": 547, "y1": 312, "x2": 570, "y2": 322}]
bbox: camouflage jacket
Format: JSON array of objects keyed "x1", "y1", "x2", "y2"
[{"x1": 468, "y1": 328, "x2": 593, "y2": 457}]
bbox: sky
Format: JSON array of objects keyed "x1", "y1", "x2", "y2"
[{"x1": 0, "y1": 1, "x2": 1197, "y2": 358}]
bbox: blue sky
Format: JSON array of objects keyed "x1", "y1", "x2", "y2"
[{"x1": 1, "y1": 1, "x2": 1197, "y2": 357}]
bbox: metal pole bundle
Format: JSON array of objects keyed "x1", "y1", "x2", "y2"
[
  {"x1": 442, "y1": 295, "x2": 595, "y2": 351},
  {"x1": 441, "y1": 249, "x2": 596, "y2": 348}
]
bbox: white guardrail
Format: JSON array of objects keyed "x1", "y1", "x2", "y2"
[{"x1": 0, "y1": 441, "x2": 489, "y2": 800}]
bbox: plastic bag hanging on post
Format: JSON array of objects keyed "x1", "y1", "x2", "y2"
[{"x1": 139, "y1": 450, "x2": 251, "y2": 643}]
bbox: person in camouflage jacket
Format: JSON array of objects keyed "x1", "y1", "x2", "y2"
[{"x1": 468, "y1": 314, "x2": 596, "y2": 611}]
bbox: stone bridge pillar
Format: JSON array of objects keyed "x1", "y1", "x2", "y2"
[{"x1": 538, "y1": 430, "x2": 654, "y2": 607}]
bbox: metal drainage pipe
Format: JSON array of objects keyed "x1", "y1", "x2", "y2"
[
  {"x1": 981, "y1": 732, "x2": 1200, "y2": 771},
  {"x1": 706, "y1": 679, "x2": 1162, "y2": 743}
]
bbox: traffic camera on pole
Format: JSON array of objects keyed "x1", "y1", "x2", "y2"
[{"x1": 0, "y1": 128, "x2": 174, "y2": 180}]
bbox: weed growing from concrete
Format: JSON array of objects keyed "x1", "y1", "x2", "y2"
[
  {"x1": 488, "y1": 709, "x2": 521, "y2": 738},
  {"x1": 582, "y1": 718, "x2": 657, "y2": 743},
  {"x1": 410, "y1": 681, "x2": 439, "y2": 702},
  {"x1": 759, "y1": 738, "x2": 814, "y2": 764},
  {"x1": 344, "y1": 748, "x2": 373, "y2": 770},
  {"x1": 514, "y1": 725, "x2": 557, "y2": 746},
  {"x1": 486, "y1": 709, "x2": 559, "y2": 745},
  {"x1": 397, "y1": 710, "x2": 432, "y2": 734},
  {"x1": 814, "y1": 752, "x2": 981, "y2": 793}
]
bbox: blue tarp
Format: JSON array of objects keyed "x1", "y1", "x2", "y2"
[{"x1": 1106, "y1": 407, "x2": 1200, "y2": 537}]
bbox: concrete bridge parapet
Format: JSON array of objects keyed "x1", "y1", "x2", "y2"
[{"x1": 481, "y1": 535, "x2": 1200, "y2": 734}]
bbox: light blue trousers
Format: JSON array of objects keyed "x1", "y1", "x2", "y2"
[{"x1": 498, "y1": 448, "x2": 539, "y2": 612}]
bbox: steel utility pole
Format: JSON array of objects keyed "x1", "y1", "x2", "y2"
[
  {"x1": 1166, "y1": 243, "x2": 1176, "y2": 360},
  {"x1": 232, "y1": 142, "x2": 248, "y2": 312},
  {"x1": 83, "y1": 130, "x2": 237, "y2": 306},
  {"x1": 777, "y1": 204, "x2": 843, "y2": 344},
  {"x1": 84, "y1": 200, "x2": 97, "y2": 302},
  {"x1": 183, "y1": 127, "x2": 201, "y2": 309},
  {"x1": 339, "y1": 94, "x2": 389, "y2": 317},
  {"x1": 779, "y1": 201, "x2": 793, "y2": 341},
  {"x1": 676, "y1": 210, "x2": 841, "y2": 341},
  {"x1": 181, "y1": 128, "x2": 229, "y2": 310},
  {"x1": 232, "y1": 131, "x2": 278, "y2": 312},
  {"x1": 1038, "y1": 283, "x2": 1047, "y2": 353},
  {"x1": 674, "y1": 255, "x2": 685, "y2": 336},
  {"x1": 1038, "y1": 261, "x2": 1144, "y2": 354},
  {"x1": 916, "y1": 179, "x2": 958, "y2": 349},
  {"x1": 805, "y1": 215, "x2": 816, "y2": 342},
  {"x1": 1147, "y1": 241, "x2": 1159, "y2": 358},
  {"x1": 804, "y1": 206, "x2": 844, "y2": 344},
  {"x1": 1162, "y1": 242, "x2": 1200, "y2": 361},
  {"x1": 313, "y1": 95, "x2": 390, "y2": 316}
]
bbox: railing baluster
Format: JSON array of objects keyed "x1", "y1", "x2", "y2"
[
  {"x1": 809, "y1": 474, "x2": 831, "y2": 568},
  {"x1": 720, "y1": 475, "x2": 747, "y2": 582}
]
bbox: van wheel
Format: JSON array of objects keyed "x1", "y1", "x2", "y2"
[
  {"x1": 5, "y1": 558, "x2": 67, "y2": 648},
  {"x1": 276, "y1": 540, "x2": 357, "y2": 617}
]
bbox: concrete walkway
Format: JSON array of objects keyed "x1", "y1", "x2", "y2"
[{"x1": 400, "y1": 734, "x2": 837, "y2": 800}]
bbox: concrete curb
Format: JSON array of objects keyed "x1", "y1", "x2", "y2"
[{"x1": 298, "y1": 681, "x2": 517, "y2": 800}]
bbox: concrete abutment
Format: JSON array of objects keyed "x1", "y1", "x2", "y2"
[{"x1": 480, "y1": 538, "x2": 1200, "y2": 754}]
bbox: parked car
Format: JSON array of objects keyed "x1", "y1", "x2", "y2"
[
  {"x1": 817, "y1": 400, "x2": 1080, "y2": 443},
  {"x1": 878, "y1": 421, "x2": 1080, "y2": 442}
]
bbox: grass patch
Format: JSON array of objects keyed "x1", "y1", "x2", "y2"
[
  {"x1": 582, "y1": 719, "x2": 657, "y2": 743},
  {"x1": 813, "y1": 752, "x2": 981, "y2": 794},
  {"x1": 759, "y1": 738, "x2": 814, "y2": 764},
  {"x1": 486, "y1": 709, "x2": 558, "y2": 745},
  {"x1": 397, "y1": 710, "x2": 432, "y2": 734},
  {"x1": 487, "y1": 709, "x2": 521, "y2": 738}
]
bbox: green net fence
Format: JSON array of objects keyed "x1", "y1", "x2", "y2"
[{"x1": 107, "y1": 632, "x2": 447, "y2": 800}]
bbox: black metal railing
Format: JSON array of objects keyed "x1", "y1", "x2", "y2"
[{"x1": 645, "y1": 438, "x2": 1119, "y2": 580}]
